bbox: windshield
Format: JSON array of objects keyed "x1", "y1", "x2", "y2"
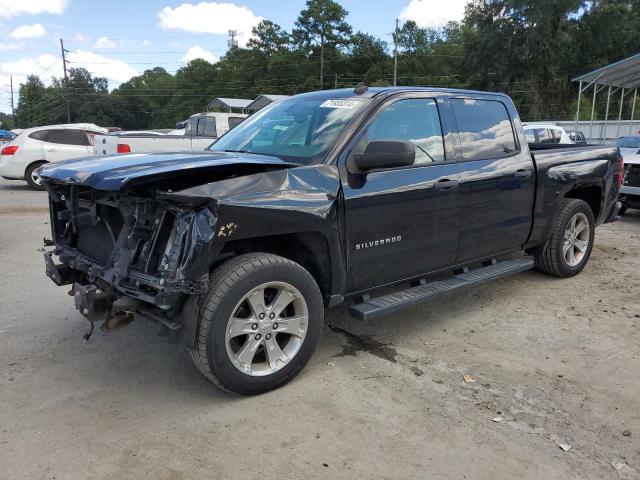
[
  {"x1": 210, "y1": 95, "x2": 368, "y2": 164},
  {"x1": 615, "y1": 136, "x2": 640, "y2": 148}
]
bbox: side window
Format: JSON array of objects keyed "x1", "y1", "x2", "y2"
[
  {"x1": 29, "y1": 130, "x2": 49, "y2": 141},
  {"x1": 524, "y1": 129, "x2": 536, "y2": 143},
  {"x1": 451, "y1": 98, "x2": 517, "y2": 160},
  {"x1": 47, "y1": 129, "x2": 89, "y2": 146},
  {"x1": 187, "y1": 117, "x2": 199, "y2": 136},
  {"x1": 228, "y1": 117, "x2": 245, "y2": 129},
  {"x1": 362, "y1": 98, "x2": 445, "y2": 165},
  {"x1": 535, "y1": 128, "x2": 553, "y2": 144},
  {"x1": 203, "y1": 117, "x2": 216, "y2": 137},
  {"x1": 552, "y1": 129, "x2": 562, "y2": 143}
]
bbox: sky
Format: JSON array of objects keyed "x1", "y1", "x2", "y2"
[{"x1": 0, "y1": 0, "x2": 468, "y2": 114}]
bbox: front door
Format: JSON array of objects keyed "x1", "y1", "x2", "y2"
[{"x1": 341, "y1": 96, "x2": 461, "y2": 293}]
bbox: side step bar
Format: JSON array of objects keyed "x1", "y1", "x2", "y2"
[{"x1": 349, "y1": 258, "x2": 534, "y2": 321}]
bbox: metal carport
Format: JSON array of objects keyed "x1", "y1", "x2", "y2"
[{"x1": 573, "y1": 52, "x2": 640, "y2": 142}]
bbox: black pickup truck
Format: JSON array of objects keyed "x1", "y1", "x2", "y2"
[{"x1": 39, "y1": 87, "x2": 623, "y2": 394}]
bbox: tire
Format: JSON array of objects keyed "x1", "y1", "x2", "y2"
[
  {"x1": 619, "y1": 204, "x2": 628, "y2": 216},
  {"x1": 191, "y1": 253, "x2": 324, "y2": 395},
  {"x1": 25, "y1": 161, "x2": 47, "y2": 191},
  {"x1": 535, "y1": 199, "x2": 595, "y2": 278}
]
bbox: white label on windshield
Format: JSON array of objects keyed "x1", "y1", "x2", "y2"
[{"x1": 320, "y1": 99, "x2": 359, "y2": 110}]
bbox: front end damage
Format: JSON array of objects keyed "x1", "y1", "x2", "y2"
[{"x1": 43, "y1": 182, "x2": 217, "y2": 342}]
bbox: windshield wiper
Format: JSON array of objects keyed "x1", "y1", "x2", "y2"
[{"x1": 222, "y1": 149, "x2": 250, "y2": 153}]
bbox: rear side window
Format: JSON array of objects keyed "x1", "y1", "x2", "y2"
[
  {"x1": 47, "y1": 129, "x2": 89, "y2": 146},
  {"x1": 203, "y1": 117, "x2": 216, "y2": 136},
  {"x1": 29, "y1": 130, "x2": 49, "y2": 141},
  {"x1": 535, "y1": 128, "x2": 554, "y2": 144},
  {"x1": 451, "y1": 98, "x2": 517, "y2": 160},
  {"x1": 228, "y1": 117, "x2": 245, "y2": 129}
]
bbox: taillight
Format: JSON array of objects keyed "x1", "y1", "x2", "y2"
[
  {"x1": 618, "y1": 156, "x2": 624, "y2": 189},
  {"x1": 116, "y1": 144, "x2": 131, "y2": 154},
  {"x1": 1, "y1": 145, "x2": 18, "y2": 155}
]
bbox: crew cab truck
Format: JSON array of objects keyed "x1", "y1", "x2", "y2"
[
  {"x1": 93, "y1": 112, "x2": 247, "y2": 156},
  {"x1": 39, "y1": 87, "x2": 623, "y2": 395}
]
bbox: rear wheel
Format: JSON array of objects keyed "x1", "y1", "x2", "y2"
[
  {"x1": 25, "y1": 161, "x2": 46, "y2": 191},
  {"x1": 535, "y1": 199, "x2": 595, "y2": 277},
  {"x1": 191, "y1": 253, "x2": 324, "y2": 395}
]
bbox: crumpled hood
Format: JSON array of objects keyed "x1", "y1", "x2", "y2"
[{"x1": 38, "y1": 151, "x2": 294, "y2": 191}]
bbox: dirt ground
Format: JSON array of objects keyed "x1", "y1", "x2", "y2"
[{"x1": 0, "y1": 176, "x2": 639, "y2": 480}]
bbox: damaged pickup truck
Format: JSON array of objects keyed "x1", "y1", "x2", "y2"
[{"x1": 40, "y1": 87, "x2": 623, "y2": 395}]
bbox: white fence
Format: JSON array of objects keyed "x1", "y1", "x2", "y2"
[{"x1": 548, "y1": 120, "x2": 640, "y2": 144}]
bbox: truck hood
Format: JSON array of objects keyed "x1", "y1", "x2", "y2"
[{"x1": 38, "y1": 151, "x2": 295, "y2": 191}]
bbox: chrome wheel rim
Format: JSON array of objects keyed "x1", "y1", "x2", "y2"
[
  {"x1": 225, "y1": 281, "x2": 308, "y2": 377},
  {"x1": 563, "y1": 212, "x2": 590, "y2": 267},
  {"x1": 31, "y1": 169, "x2": 42, "y2": 185}
]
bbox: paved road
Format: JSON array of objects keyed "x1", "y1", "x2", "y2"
[{"x1": 1, "y1": 176, "x2": 639, "y2": 479}]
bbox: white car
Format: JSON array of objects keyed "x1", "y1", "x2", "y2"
[
  {"x1": 523, "y1": 123, "x2": 574, "y2": 144},
  {"x1": 0, "y1": 123, "x2": 107, "y2": 190}
]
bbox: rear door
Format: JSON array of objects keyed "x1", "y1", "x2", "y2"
[
  {"x1": 341, "y1": 95, "x2": 461, "y2": 292},
  {"x1": 43, "y1": 129, "x2": 91, "y2": 162},
  {"x1": 451, "y1": 97, "x2": 535, "y2": 262}
]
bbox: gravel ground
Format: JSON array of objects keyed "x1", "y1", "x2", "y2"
[{"x1": 0, "y1": 176, "x2": 639, "y2": 480}]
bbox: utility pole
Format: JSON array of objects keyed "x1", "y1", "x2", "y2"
[
  {"x1": 60, "y1": 38, "x2": 71, "y2": 123},
  {"x1": 334, "y1": 73, "x2": 338, "y2": 89},
  {"x1": 10, "y1": 75, "x2": 15, "y2": 128},
  {"x1": 393, "y1": 19, "x2": 399, "y2": 87},
  {"x1": 320, "y1": 39, "x2": 324, "y2": 90}
]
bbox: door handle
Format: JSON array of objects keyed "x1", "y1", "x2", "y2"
[
  {"x1": 434, "y1": 178, "x2": 460, "y2": 191},
  {"x1": 514, "y1": 169, "x2": 532, "y2": 178}
]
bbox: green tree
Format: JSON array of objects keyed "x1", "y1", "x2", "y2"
[
  {"x1": 292, "y1": 0, "x2": 352, "y2": 88},
  {"x1": 247, "y1": 20, "x2": 290, "y2": 55}
]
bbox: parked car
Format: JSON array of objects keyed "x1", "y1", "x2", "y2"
[
  {"x1": 40, "y1": 87, "x2": 622, "y2": 395},
  {"x1": 93, "y1": 112, "x2": 247, "y2": 156},
  {"x1": 523, "y1": 123, "x2": 575, "y2": 144},
  {"x1": 614, "y1": 136, "x2": 640, "y2": 214},
  {"x1": 567, "y1": 130, "x2": 587, "y2": 145},
  {"x1": 0, "y1": 123, "x2": 107, "y2": 190}
]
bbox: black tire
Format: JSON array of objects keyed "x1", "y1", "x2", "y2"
[
  {"x1": 619, "y1": 204, "x2": 628, "y2": 216},
  {"x1": 25, "y1": 161, "x2": 46, "y2": 191},
  {"x1": 191, "y1": 253, "x2": 324, "y2": 395},
  {"x1": 535, "y1": 198, "x2": 595, "y2": 278}
]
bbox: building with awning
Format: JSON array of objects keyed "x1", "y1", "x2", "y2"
[
  {"x1": 245, "y1": 95, "x2": 289, "y2": 113},
  {"x1": 573, "y1": 53, "x2": 640, "y2": 142},
  {"x1": 206, "y1": 97, "x2": 252, "y2": 113}
]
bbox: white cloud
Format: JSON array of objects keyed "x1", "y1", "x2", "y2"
[
  {"x1": 94, "y1": 36, "x2": 117, "y2": 49},
  {"x1": 0, "y1": 0, "x2": 68, "y2": 19},
  {"x1": 158, "y1": 2, "x2": 262, "y2": 46},
  {"x1": 0, "y1": 42, "x2": 24, "y2": 51},
  {"x1": 400, "y1": 0, "x2": 467, "y2": 28},
  {"x1": 1, "y1": 53, "x2": 60, "y2": 78},
  {"x1": 9, "y1": 23, "x2": 46, "y2": 39},
  {"x1": 73, "y1": 32, "x2": 89, "y2": 42},
  {"x1": 66, "y1": 50, "x2": 138, "y2": 83},
  {"x1": 182, "y1": 45, "x2": 217, "y2": 63}
]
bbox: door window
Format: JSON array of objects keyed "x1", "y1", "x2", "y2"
[
  {"x1": 228, "y1": 116, "x2": 245, "y2": 129},
  {"x1": 47, "y1": 129, "x2": 89, "y2": 146},
  {"x1": 451, "y1": 98, "x2": 517, "y2": 159},
  {"x1": 360, "y1": 98, "x2": 445, "y2": 165}
]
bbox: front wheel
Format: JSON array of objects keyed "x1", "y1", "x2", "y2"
[
  {"x1": 191, "y1": 253, "x2": 324, "y2": 395},
  {"x1": 535, "y1": 199, "x2": 595, "y2": 277}
]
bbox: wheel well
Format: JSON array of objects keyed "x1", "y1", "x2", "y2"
[
  {"x1": 565, "y1": 186, "x2": 601, "y2": 220},
  {"x1": 27, "y1": 160, "x2": 47, "y2": 172},
  {"x1": 216, "y1": 232, "x2": 333, "y2": 305}
]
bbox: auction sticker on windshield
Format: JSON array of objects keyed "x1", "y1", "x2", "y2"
[{"x1": 320, "y1": 99, "x2": 360, "y2": 109}]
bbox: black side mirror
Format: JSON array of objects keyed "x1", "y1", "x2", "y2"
[{"x1": 353, "y1": 140, "x2": 415, "y2": 171}]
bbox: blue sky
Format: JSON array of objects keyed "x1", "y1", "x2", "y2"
[{"x1": 0, "y1": 0, "x2": 467, "y2": 113}]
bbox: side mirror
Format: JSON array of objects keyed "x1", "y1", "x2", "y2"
[{"x1": 353, "y1": 140, "x2": 415, "y2": 171}]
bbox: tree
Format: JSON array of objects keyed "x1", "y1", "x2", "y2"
[
  {"x1": 248, "y1": 20, "x2": 290, "y2": 55},
  {"x1": 292, "y1": 0, "x2": 352, "y2": 88}
]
